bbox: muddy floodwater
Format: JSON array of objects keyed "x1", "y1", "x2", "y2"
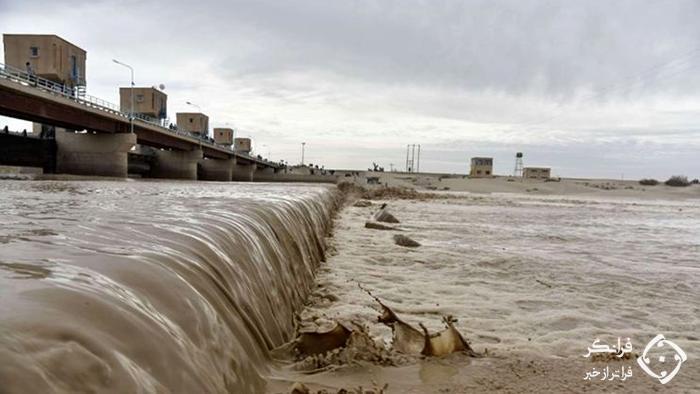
[
  {"x1": 0, "y1": 180, "x2": 698, "y2": 393},
  {"x1": 0, "y1": 180, "x2": 336, "y2": 393},
  {"x1": 272, "y1": 193, "x2": 700, "y2": 393}
]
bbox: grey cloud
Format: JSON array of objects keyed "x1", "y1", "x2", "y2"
[{"x1": 2, "y1": 0, "x2": 700, "y2": 178}]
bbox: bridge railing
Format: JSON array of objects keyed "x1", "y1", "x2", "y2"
[{"x1": 0, "y1": 62, "x2": 276, "y2": 166}]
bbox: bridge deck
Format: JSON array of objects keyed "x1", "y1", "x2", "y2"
[{"x1": 0, "y1": 63, "x2": 279, "y2": 168}]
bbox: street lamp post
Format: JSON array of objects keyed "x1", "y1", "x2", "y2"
[
  {"x1": 112, "y1": 59, "x2": 134, "y2": 134},
  {"x1": 185, "y1": 101, "x2": 201, "y2": 111},
  {"x1": 301, "y1": 142, "x2": 306, "y2": 166}
]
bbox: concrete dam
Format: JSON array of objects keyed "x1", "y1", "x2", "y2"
[{"x1": 0, "y1": 180, "x2": 339, "y2": 393}]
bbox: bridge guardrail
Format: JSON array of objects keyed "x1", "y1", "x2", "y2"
[{"x1": 0, "y1": 62, "x2": 276, "y2": 167}]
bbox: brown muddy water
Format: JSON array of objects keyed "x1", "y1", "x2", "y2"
[
  {"x1": 1, "y1": 181, "x2": 699, "y2": 393},
  {"x1": 0, "y1": 180, "x2": 336, "y2": 393},
  {"x1": 271, "y1": 194, "x2": 700, "y2": 393}
]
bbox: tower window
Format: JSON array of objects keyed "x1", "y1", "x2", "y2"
[{"x1": 30, "y1": 46, "x2": 39, "y2": 57}]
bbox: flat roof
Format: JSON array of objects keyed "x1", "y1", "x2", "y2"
[
  {"x1": 524, "y1": 166, "x2": 551, "y2": 170},
  {"x1": 176, "y1": 112, "x2": 208, "y2": 117},
  {"x1": 119, "y1": 86, "x2": 166, "y2": 90},
  {"x1": 3, "y1": 34, "x2": 86, "y2": 53}
]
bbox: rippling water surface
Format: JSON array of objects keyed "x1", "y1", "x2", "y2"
[
  {"x1": 2, "y1": 180, "x2": 699, "y2": 393},
  {"x1": 0, "y1": 180, "x2": 336, "y2": 393},
  {"x1": 294, "y1": 193, "x2": 700, "y2": 392}
]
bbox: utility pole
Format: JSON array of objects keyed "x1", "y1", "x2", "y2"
[
  {"x1": 416, "y1": 144, "x2": 421, "y2": 173},
  {"x1": 112, "y1": 59, "x2": 134, "y2": 134},
  {"x1": 405, "y1": 145, "x2": 410, "y2": 172}
]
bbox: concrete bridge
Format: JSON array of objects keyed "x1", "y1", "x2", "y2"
[{"x1": 0, "y1": 63, "x2": 310, "y2": 182}]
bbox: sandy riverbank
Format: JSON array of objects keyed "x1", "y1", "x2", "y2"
[{"x1": 343, "y1": 171, "x2": 700, "y2": 200}]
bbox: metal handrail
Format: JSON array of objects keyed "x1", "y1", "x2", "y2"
[{"x1": 0, "y1": 61, "x2": 272, "y2": 165}]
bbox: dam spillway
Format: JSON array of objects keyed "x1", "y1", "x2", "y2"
[{"x1": 0, "y1": 180, "x2": 338, "y2": 393}]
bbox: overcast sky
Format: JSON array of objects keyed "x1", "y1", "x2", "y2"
[{"x1": 2, "y1": 0, "x2": 700, "y2": 178}]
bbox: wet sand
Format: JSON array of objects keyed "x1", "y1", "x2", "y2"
[{"x1": 268, "y1": 185, "x2": 700, "y2": 393}]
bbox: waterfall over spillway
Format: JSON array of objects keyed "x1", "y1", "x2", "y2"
[{"x1": 0, "y1": 180, "x2": 338, "y2": 393}]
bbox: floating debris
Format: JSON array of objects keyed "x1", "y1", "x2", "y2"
[
  {"x1": 290, "y1": 382, "x2": 310, "y2": 394},
  {"x1": 393, "y1": 234, "x2": 420, "y2": 247},
  {"x1": 362, "y1": 284, "x2": 478, "y2": 357},
  {"x1": 419, "y1": 317, "x2": 476, "y2": 357},
  {"x1": 296, "y1": 323, "x2": 352, "y2": 356},
  {"x1": 373, "y1": 204, "x2": 400, "y2": 223},
  {"x1": 364, "y1": 221, "x2": 397, "y2": 231}
]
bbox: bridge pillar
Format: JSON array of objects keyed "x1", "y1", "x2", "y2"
[
  {"x1": 56, "y1": 130, "x2": 136, "y2": 177},
  {"x1": 231, "y1": 160, "x2": 256, "y2": 182},
  {"x1": 150, "y1": 148, "x2": 202, "y2": 180},
  {"x1": 254, "y1": 166, "x2": 277, "y2": 182},
  {"x1": 198, "y1": 158, "x2": 234, "y2": 181}
]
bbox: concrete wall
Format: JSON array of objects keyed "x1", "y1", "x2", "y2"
[
  {"x1": 470, "y1": 157, "x2": 493, "y2": 177},
  {"x1": 253, "y1": 166, "x2": 276, "y2": 182},
  {"x1": 0, "y1": 133, "x2": 56, "y2": 173},
  {"x1": 231, "y1": 161, "x2": 255, "y2": 182},
  {"x1": 55, "y1": 130, "x2": 135, "y2": 177},
  {"x1": 523, "y1": 167, "x2": 551, "y2": 179},
  {"x1": 255, "y1": 166, "x2": 337, "y2": 183},
  {"x1": 198, "y1": 158, "x2": 234, "y2": 181},
  {"x1": 213, "y1": 128, "x2": 233, "y2": 145},
  {"x1": 120, "y1": 87, "x2": 167, "y2": 119},
  {"x1": 176, "y1": 112, "x2": 209, "y2": 136},
  {"x1": 234, "y1": 138, "x2": 251, "y2": 153},
  {"x1": 150, "y1": 148, "x2": 202, "y2": 180},
  {"x1": 260, "y1": 173, "x2": 337, "y2": 183},
  {"x1": 3, "y1": 34, "x2": 86, "y2": 87}
]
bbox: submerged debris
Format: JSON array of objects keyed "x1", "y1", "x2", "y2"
[
  {"x1": 296, "y1": 323, "x2": 352, "y2": 356},
  {"x1": 419, "y1": 316, "x2": 476, "y2": 357},
  {"x1": 373, "y1": 204, "x2": 400, "y2": 223},
  {"x1": 362, "y1": 284, "x2": 478, "y2": 357},
  {"x1": 393, "y1": 234, "x2": 420, "y2": 247},
  {"x1": 364, "y1": 221, "x2": 397, "y2": 231},
  {"x1": 353, "y1": 200, "x2": 373, "y2": 207},
  {"x1": 284, "y1": 283, "x2": 479, "y2": 376},
  {"x1": 376, "y1": 298, "x2": 425, "y2": 355},
  {"x1": 289, "y1": 381, "x2": 389, "y2": 394},
  {"x1": 292, "y1": 323, "x2": 396, "y2": 371},
  {"x1": 290, "y1": 382, "x2": 310, "y2": 394}
]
